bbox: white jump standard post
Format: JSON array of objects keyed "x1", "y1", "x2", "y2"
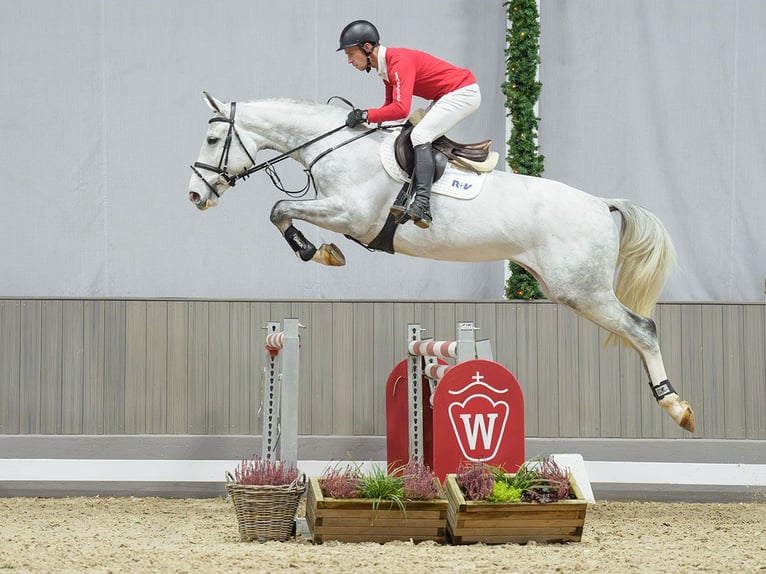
[{"x1": 262, "y1": 318, "x2": 300, "y2": 467}]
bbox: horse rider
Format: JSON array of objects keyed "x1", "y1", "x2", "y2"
[{"x1": 338, "y1": 20, "x2": 481, "y2": 229}]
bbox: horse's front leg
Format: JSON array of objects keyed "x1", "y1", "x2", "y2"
[{"x1": 269, "y1": 198, "x2": 352, "y2": 266}]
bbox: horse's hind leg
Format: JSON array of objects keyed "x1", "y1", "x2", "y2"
[{"x1": 556, "y1": 289, "x2": 695, "y2": 432}]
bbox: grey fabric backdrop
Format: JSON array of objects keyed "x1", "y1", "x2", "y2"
[
  {"x1": 1, "y1": 1, "x2": 764, "y2": 301},
  {"x1": 539, "y1": 0, "x2": 766, "y2": 301},
  {"x1": 0, "y1": 0, "x2": 506, "y2": 299}
]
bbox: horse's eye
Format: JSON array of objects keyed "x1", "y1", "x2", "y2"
[{"x1": 207, "y1": 136, "x2": 219, "y2": 145}]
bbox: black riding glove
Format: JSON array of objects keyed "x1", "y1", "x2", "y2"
[{"x1": 346, "y1": 108, "x2": 368, "y2": 128}]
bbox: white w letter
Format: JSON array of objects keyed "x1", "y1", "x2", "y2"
[{"x1": 458, "y1": 413, "x2": 498, "y2": 450}]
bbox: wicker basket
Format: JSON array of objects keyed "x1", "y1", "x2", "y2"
[{"x1": 225, "y1": 472, "x2": 306, "y2": 542}]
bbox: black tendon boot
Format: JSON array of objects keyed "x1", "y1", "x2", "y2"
[{"x1": 406, "y1": 143, "x2": 434, "y2": 228}]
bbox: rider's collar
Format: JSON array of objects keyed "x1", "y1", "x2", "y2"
[{"x1": 376, "y1": 45, "x2": 388, "y2": 82}]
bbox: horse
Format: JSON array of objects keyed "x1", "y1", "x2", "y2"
[{"x1": 188, "y1": 93, "x2": 695, "y2": 433}]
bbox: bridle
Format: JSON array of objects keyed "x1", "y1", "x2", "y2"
[
  {"x1": 191, "y1": 100, "x2": 387, "y2": 199},
  {"x1": 190, "y1": 102, "x2": 255, "y2": 198}
]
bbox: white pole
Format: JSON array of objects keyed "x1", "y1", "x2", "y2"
[{"x1": 279, "y1": 318, "x2": 300, "y2": 468}]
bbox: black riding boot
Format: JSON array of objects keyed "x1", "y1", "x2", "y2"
[{"x1": 406, "y1": 143, "x2": 434, "y2": 228}]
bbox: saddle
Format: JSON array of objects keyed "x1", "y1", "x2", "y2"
[
  {"x1": 356, "y1": 112, "x2": 498, "y2": 256},
  {"x1": 394, "y1": 118, "x2": 498, "y2": 180}
]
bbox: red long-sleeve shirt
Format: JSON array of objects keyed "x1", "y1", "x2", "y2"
[{"x1": 365, "y1": 47, "x2": 476, "y2": 124}]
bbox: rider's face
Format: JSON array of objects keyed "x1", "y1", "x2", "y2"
[{"x1": 344, "y1": 45, "x2": 370, "y2": 71}]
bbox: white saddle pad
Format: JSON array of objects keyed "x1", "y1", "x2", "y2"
[{"x1": 379, "y1": 130, "x2": 487, "y2": 200}]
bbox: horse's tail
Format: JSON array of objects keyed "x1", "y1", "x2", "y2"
[{"x1": 607, "y1": 198, "x2": 676, "y2": 326}]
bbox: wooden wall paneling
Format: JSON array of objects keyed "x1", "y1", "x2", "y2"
[
  {"x1": 535, "y1": 304, "x2": 559, "y2": 437},
  {"x1": 701, "y1": 305, "x2": 725, "y2": 437},
  {"x1": 617, "y1": 332, "x2": 643, "y2": 438},
  {"x1": 0, "y1": 299, "x2": 763, "y2": 441},
  {"x1": 475, "y1": 301, "x2": 499, "y2": 357},
  {"x1": 61, "y1": 300, "x2": 84, "y2": 433},
  {"x1": 680, "y1": 305, "x2": 705, "y2": 436},
  {"x1": 207, "y1": 301, "x2": 231, "y2": 434},
  {"x1": 557, "y1": 306, "x2": 580, "y2": 437},
  {"x1": 166, "y1": 301, "x2": 189, "y2": 433},
  {"x1": 310, "y1": 302, "x2": 334, "y2": 434},
  {"x1": 145, "y1": 301, "x2": 168, "y2": 433},
  {"x1": 228, "y1": 301, "x2": 251, "y2": 434},
  {"x1": 351, "y1": 302, "x2": 375, "y2": 435},
  {"x1": 492, "y1": 301, "x2": 515, "y2": 372},
  {"x1": 453, "y1": 302, "x2": 476, "y2": 331},
  {"x1": 332, "y1": 302, "x2": 354, "y2": 435},
  {"x1": 19, "y1": 300, "x2": 42, "y2": 433},
  {"x1": 289, "y1": 301, "x2": 315, "y2": 434},
  {"x1": 125, "y1": 301, "x2": 147, "y2": 434},
  {"x1": 187, "y1": 301, "x2": 209, "y2": 434},
  {"x1": 40, "y1": 300, "x2": 63, "y2": 433},
  {"x1": 268, "y1": 302, "x2": 293, "y2": 324},
  {"x1": 417, "y1": 299, "x2": 438, "y2": 328},
  {"x1": 504, "y1": 303, "x2": 532, "y2": 435},
  {"x1": 103, "y1": 301, "x2": 126, "y2": 433},
  {"x1": 432, "y1": 302, "x2": 457, "y2": 345},
  {"x1": 577, "y1": 313, "x2": 601, "y2": 436},
  {"x1": 82, "y1": 301, "x2": 105, "y2": 433},
  {"x1": 743, "y1": 305, "x2": 766, "y2": 437},
  {"x1": 0, "y1": 300, "x2": 21, "y2": 433},
  {"x1": 392, "y1": 301, "x2": 415, "y2": 360},
  {"x1": 372, "y1": 302, "x2": 395, "y2": 435},
  {"x1": 722, "y1": 305, "x2": 746, "y2": 438},
  {"x1": 597, "y1": 328, "x2": 621, "y2": 438}
]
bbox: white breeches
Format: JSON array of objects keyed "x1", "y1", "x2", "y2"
[{"x1": 410, "y1": 83, "x2": 481, "y2": 146}]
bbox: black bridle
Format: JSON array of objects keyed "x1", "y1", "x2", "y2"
[{"x1": 191, "y1": 100, "x2": 384, "y2": 199}]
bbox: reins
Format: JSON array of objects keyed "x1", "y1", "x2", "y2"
[
  {"x1": 255, "y1": 123, "x2": 382, "y2": 198},
  {"x1": 191, "y1": 99, "x2": 400, "y2": 199}
]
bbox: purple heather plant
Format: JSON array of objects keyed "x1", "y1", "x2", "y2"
[
  {"x1": 521, "y1": 457, "x2": 571, "y2": 503},
  {"x1": 455, "y1": 461, "x2": 495, "y2": 501},
  {"x1": 319, "y1": 464, "x2": 362, "y2": 499},
  {"x1": 401, "y1": 459, "x2": 442, "y2": 500},
  {"x1": 233, "y1": 455, "x2": 299, "y2": 486}
]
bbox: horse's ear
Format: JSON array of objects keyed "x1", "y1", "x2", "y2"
[{"x1": 203, "y1": 91, "x2": 225, "y2": 115}]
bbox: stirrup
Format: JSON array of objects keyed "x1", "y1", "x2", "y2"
[
  {"x1": 389, "y1": 202, "x2": 408, "y2": 218},
  {"x1": 407, "y1": 202, "x2": 432, "y2": 229}
]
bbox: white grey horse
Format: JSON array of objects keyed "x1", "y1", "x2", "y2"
[{"x1": 188, "y1": 93, "x2": 695, "y2": 432}]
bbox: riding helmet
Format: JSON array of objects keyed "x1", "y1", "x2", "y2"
[{"x1": 337, "y1": 20, "x2": 380, "y2": 51}]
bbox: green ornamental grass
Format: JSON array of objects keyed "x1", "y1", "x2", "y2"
[{"x1": 356, "y1": 464, "x2": 405, "y2": 512}]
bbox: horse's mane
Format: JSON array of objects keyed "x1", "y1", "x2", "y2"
[
  {"x1": 239, "y1": 97, "x2": 348, "y2": 130},
  {"x1": 242, "y1": 97, "x2": 343, "y2": 113},
  {"x1": 242, "y1": 97, "x2": 320, "y2": 107}
]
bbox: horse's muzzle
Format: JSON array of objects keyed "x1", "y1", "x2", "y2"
[{"x1": 188, "y1": 192, "x2": 216, "y2": 211}]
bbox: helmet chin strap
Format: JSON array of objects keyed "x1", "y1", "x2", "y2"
[{"x1": 361, "y1": 44, "x2": 373, "y2": 73}]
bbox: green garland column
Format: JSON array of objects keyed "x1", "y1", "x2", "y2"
[{"x1": 503, "y1": 0, "x2": 545, "y2": 300}]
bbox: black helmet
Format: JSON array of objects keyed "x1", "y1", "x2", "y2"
[{"x1": 337, "y1": 20, "x2": 380, "y2": 51}]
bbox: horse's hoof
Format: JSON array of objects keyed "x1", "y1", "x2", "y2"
[
  {"x1": 679, "y1": 402, "x2": 696, "y2": 433},
  {"x1": 660, "y1": 395, "x2": 696, "y2": 433},
  {"x1": 317, "y1": 243, "x2": 346, "y2": 266}
]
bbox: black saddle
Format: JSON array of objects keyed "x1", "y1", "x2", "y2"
[{"x1": 394, "y1": 124, "x2": 492, "y2": 179}]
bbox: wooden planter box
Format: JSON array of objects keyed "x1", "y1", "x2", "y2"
[
  {"x1": 445, "y1": 474, "x2": 588, "y2": 545},
  {"x1": 306, "y1": 476, "x2": 448, "y2": 544}
]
